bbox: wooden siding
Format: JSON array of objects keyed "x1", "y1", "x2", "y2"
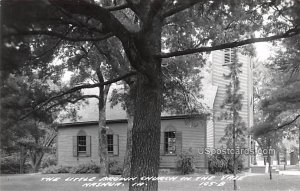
[
  {"x1": 57, "y1": 123, "x2": 127, "y2": 166},
  {"x1": 57, "y1": 118, "x2": 207, "y2": 169},
  {"x1": 57, "y1": 125, "x2": 99, "y2": 166},
  {"x1": 212, "y1": 50, "x2": 253, "y2": 148},
  {"x1": 160, "y1": 119, "x2": 207, "y2": 168},
  {"x1": 206, "y1": 118, "x2": 214, "y2": 148}
]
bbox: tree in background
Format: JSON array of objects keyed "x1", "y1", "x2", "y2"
[
  {"x1": 59, "y1": 40, "x2": 121, "y2": 177},
  {"x1": 252, "y1": 35, "x2": 300, "y2": 169},
  {"x1": 0, "y1": 72, "x2": 84, "y2": 173},
  {"x1": 0, "y1": 32, "x2": 91, "y2": 173}
]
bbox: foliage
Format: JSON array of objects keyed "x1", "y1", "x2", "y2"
[
  {"x1": 0, "y1": 154, "x2": 31, "y2": 174},
  {"x1": 69, "y1": 163, "x2": 100, "y2": 174},
  {"x1": 42, "y1": 165, "x2": 72, "y2": 174},
  {"x1": 252, "y1": 35, "x2": 300, "y2": 139},
  {"x1": 41, "y1": 154, "x2": 57, "y2": 169},
  {"x1": 52, "y1": 32, "x2": 131, "y2": 177},
  {"x1": 108, "y1": 160, "x2": 123, "y2": 175},
  {"x1": 176, "y1": 151, "x2": 195, "y2": 175},
  {"x1": 251, "y1": 37, "x2": 300, "y2": 175},
  {"x1": 0, "y1": 35, "x2": 88, "y2": 173},
  {"x1": 208, "y1": 154, "x2": 244, "y2": 174},
  {"x1": 42, "y1": 160, "x2": 123, "y2": 175},
  {"x1": 42, "y1": 163, "x2": 100, "y2": 174},
  {"x1": 219, "y1": 49, "x2": 247, "y2": 147},
  {"x1": 161, "y1": 54, "x2": 206, "y2": 115},
  {"x1": 42, "y1": 161, "x2": 123, "y2": 174},
  {"x1": 0, "y1": 74, "x2": 61, "y2": 173}
]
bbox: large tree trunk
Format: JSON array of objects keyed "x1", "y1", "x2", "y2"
[
  {"x1": 129, "y1": 72, "x2": 162, "y2": 191},
  {"x1": 122, "y1": 112, "x2": 134, "y2": 178},
  {"x1": 98, "y1": 85, "x2": 110, "y2": 177},
  {"x1": 124, "y1": 13, "x2": 163, "y2": 191},
  {"x1": 122, "y1": 82, "x2": 136, "y2": 178},
  {"x1": 98, "y1": 110, "x2": 109, "y2": 177}
]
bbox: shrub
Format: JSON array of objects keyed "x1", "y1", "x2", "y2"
[
  {"x1": 208, "y1": 153, "x2": 244, "y2": 174},
  {"x1": 1, "y1": 155, "x2": 21, "y2": 174},
  {"x1": 41, "y1": 154, "x2": 57, "y2": 169},
  {"x1": 0, "y1": 155, "x2": 31, "y2": 174},
  {"x1": 42, "y1": 165, "x2": 71, "y2": 174},
  {"x1": 177, "y1": 151, "x2": 195, "y2": 175},
  {"x1": 109, "y1": 160, "x2": 123, "y2": 175},
  {"x1": 42, "y1": 161, "x2": 123, "y2": 175},
  {"x1": 70, "y1": 163, "x2": 99, "y2": 174}
]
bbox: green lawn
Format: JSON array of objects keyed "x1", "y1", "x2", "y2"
[{"x1": 1, "y1": 173, "x2": 300, "y2": 191}]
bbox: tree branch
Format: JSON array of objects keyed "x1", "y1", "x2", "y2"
[
  {"x1": 28, "y1": 28, "x2": 72, "y2": 60},
  {"x1": 49, "y1": 0, "x2": 151, "y2": 78},
  {"x1": 158, "y1": 27, "x2": 300, "y2": 58},
  {"x1": 271, "y1": 114, "x2": 300, "y2": 132},
  {"x1": 45, "y1": 95, "x2": 100, "y2": 112},
  {"x1": 19, "y1": 71, "x2": 137, "y2": 120},
  {"x1": 106, "y1": 3, "x2": 129, "y2": 11},
  {"x1": 49, "y1": 0, "x2": 131, "y2": 42},
  {"x1": 256, "y1": 114, "x2": 300, "y2": 137},
  {"x1": 162, "y1": 0, "x2": 207, "y2": 18},
  {"x1": 53, "y1": 6, "x2": 107, "y2": 34},
  {"x1": 44, "y1": 132, "x2": 57, "y2": 147},
  {"x1": 5, "y1": 30, "x2": 113, "y2": 42}
]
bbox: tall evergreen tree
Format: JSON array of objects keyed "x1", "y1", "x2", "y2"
[{"x1": 220, "y1": 48, "x2": 247, "y2": 190}]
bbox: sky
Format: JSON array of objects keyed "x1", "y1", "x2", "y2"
[{"x1": 254, "y1": 42, "x2": 273, "y2": 61}]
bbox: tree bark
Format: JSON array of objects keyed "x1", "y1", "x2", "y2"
[
  {"x1": 122, "y1": 112, "x2": 134, "y2": 178},
  {"x1": 125, "y1": 13, "x2": 163, "y2": 191},
  {"x1": 298, "y1": 124, "x2": 300, "y2": 167},
  {"x1": 267, "y1": 139, "x2": 272, "y2": 180},
  {"x1": 19, "y1": 146, "x2": 26, "y2": 174},
  {"x1": 232, "y1": 59, "x2": 238, "y2": 191},
  {"x1": 29, "y1": 151, "x2": 42, "y2": 173},
  {"x1": 98, "y1": 85, "x2": 110, "y2": 177},
  {"x1": 129, "y1": 72, "x2": 162, "y2": 191},
  {"x1": 252, "y1": 141, "x2": 257, "y2": 165},
  {"x1": 277, "y1": 151, "x2": 280, "y2": 165},
  {"x1": 122, "y1": 82, "x2": 136, "y2": 178},
  {"x1": 27, "y1": 132, "x2": 57, "y2": 173},
  {"x1": 233, "y1": 112, "x2": 237, "y2": 190},
  {"x1": 32, "y1": 155, "x2": 42, "y2": 173}
]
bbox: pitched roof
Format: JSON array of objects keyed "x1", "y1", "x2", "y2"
[{"x1": 60, "y1": 83, "x2": 217, "y2": 124}]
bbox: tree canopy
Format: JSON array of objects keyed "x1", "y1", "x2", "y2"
[{"x1": 252, "y1": 35, "x2": 300, "y2": 138}]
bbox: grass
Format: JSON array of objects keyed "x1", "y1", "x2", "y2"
[{"x1": 1, "y1": 173, "x2": 300, "y2": 191}]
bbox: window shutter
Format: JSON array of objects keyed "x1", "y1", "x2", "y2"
[
  {"x1": 73, "y1": 136, "x2": 78, "y2": 157},
  {"x1": 224, "y1": 48, "x2": 231, "y2": 64},
  {"x1": 175, "y1": 131, "x2": 182, "y2": 154},
  {"x1": 86, "y1": 136, "x2": 91, "y2": 157},
  {"x1": 113, "y1": 134, "x2": 119, "y2": 156},
  {"x1": 160, "y1": 132, "x2": 164, "y2": 155}
]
